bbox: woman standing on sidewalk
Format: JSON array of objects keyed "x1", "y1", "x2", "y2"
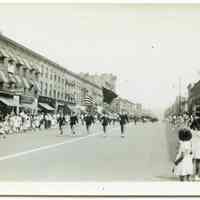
[
  {"x1": 173, "y1": 128, "x2": 193, "y2": 181},
  {"x1": 84, "y1": 113, "x2": 93, "y2": 134}
]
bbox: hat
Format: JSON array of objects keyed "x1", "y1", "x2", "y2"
[{"x1": 178, "y1": 128, "x2": 192, "y2": 141}]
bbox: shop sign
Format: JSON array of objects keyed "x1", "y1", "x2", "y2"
[
  {"x1": 10, "y1": 89, "x2": 24, "y2": 95},
  {"x1": 38, "y1": 96, "x2": 56, "y2": 107},
  {"x1": 20, "y1": 95, "x2": 34, "y2": 104}
]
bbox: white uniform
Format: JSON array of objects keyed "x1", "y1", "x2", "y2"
[{"x1": 174, "y1": 141, "x2": 193, "y2": 176}]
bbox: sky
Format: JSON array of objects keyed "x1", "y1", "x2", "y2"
[{"x1": 0, "y1": 4, "x2": 200, "y2": 117}]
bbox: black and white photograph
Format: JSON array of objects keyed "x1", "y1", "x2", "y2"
[{"x1": 1, "y1": 2, "x2": 200, "y2": 196}]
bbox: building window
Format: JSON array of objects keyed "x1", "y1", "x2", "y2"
[
  {"x1": 0, "y1": 57, "x2": 4, "y2": 64},
  {"x1": 8, "y1": 60, "x2": 15, "y2": 74},
  {"x1": 44, "y1": 83, "x2": 48, "y2": 96},
  {"x1": 44, "y1": 89, "x2": 47, "y2": 96},
  {"x1": 40, "y1": 81, "x2": 43, "y2": 95},
  {"x1": 45, "y1": 71, "x2": 48, "y2": 79},
  {"x1": 23, "y1": 69, "x2": 27, "y2": 77},
  {"x1": 49, "y1": 90, "x2": 52, "y2": 97},
  {"x1": 53, "y1": 89, "x2": 56, "y2": 99}
]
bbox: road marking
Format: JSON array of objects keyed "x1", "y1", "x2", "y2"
[{"x1": 0, "y1": 126, "x2": 120, "y2": 162}]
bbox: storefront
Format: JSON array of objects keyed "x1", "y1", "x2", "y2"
[
  {"x1": 19, "y1": 95, "x2": 37, "y2": 113},
  {"x1": 57, "y1": 99, "x2": 66, "y2": 114},
  {"x1": 0, "y1": 91, "x2": 16, "y2": 117},
  {"x1": 38, "y1": 96, "x2": 55, "y2": 113}
]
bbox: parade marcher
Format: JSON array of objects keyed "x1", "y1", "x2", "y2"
[
  {"x1": 173, "y1": 128, "x2": 193, "y2": 181},
  {"x1": 15, "y1": 114, "x2": 22, "y2": 133},
  {"x1": 118, "y1": 112, "x2": 129, "y2": 138},
  {"x1": 0, "y1": 122, "x2": 6, "y2": 139},
  {"x1": 84, "y1": 113, "x2": 93, "y2": 134},
  {"x1": 39, "y1": 113, "x2": 46, "y2": 129},
  {"x1": 101, "y1": 113, "x2": 109, "y2": 137},
  {"x1": 133, "y1": 116, "x2": 137, "y2": 125},
  {"x1": 80, "y1": 113, "x2": 85, "y2": 126},
  {"x1": 57, "y1": 113, "x2": 66, "y2": 135},
  {"x1": 70, "y1": 112, "x2": 78, "y2": 135}
]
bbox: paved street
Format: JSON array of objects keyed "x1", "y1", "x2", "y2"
[{"x1": 0, "y1": 121, "x2": 173, "y2": 182}]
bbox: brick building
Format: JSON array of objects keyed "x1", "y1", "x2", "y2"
[{"x1": 0, "y1": 34, "x2": 103, "y2": 115}]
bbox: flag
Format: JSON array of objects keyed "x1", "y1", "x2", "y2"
[
  {"x1": 83, "y1": 94, "x2": 95, "y2": 106},
  {"x1": 102, "y1": 87, "x2": 118, "y2": 104}
]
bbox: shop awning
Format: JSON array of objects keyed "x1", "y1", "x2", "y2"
[
  {"x1": 0, "y1": 71, "x2": 8, "y2": 83},
  {"x1": 0, "y1": 97, "x2": 14, "y2": 106},
  {"x1": 39, "y1": 103, "x2": 55, "y2": 111},
  {"x1": 20, "y1": 103, "x2": 36, "y2": 110},
  {"x1": 22, "y1": 77, "x2": 30, "y2": 89}
]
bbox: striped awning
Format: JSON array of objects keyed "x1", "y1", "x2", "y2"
[
  {"x1": 39, "y1": 103, "x2": 54, "y2": 111},
  {"x1": 0, "y1": 71, "x2": 8, "y2": 83},
  {"x1": 22, "y1": 77, "x2": 30, "y2": 89}
]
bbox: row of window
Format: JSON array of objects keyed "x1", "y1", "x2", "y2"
[{"x1": 0, "y1": 56, "x2": 39, "y2": 81}]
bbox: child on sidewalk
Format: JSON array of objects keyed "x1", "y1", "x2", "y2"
[{"x1": 173, "y1": 128, "x2": 193, "y2": 181}]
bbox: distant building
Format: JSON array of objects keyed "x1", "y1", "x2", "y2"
[
  {"x1": 79, "y1": 73, "x2": 117, "y2": 92},
  {"x1": 110, "y1": 97, "x2": 137, "y2": 115},
  {"x1": 188, "y1": 81, "x2": 200, "y2": 115},
  {"x1": 164, "y1": 96, "x2": 188, "y2": 117}
]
